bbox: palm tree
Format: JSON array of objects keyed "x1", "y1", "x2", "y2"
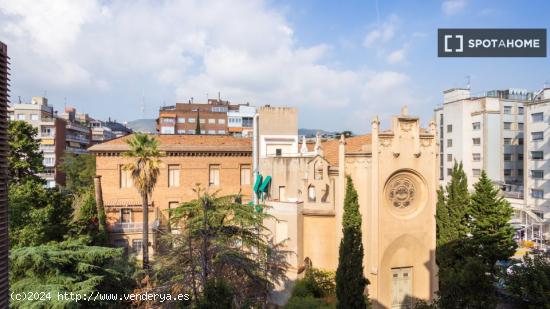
[{"x1": 123, "y1": 133, "x2": 163, "y2": 270}]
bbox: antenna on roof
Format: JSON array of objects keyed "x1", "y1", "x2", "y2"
[
  {"x1": 218, "y1": 91, "x2": 221, "y2": 102},
  {"x1": 18, "y1": 96, "x2": 21, "y2": 103},
  {"x1": 466, "y1": 75, "x2": 471, "y2": 90},
  {"x1": 206, "y1": 92, "x2": 209, "y2": 103}
]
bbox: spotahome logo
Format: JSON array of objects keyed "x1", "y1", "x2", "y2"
[{"x1": 438, "y1": 29, "x2": 546, "y2": 57}]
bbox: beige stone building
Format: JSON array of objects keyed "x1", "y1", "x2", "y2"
[
  {"x1": 89, "y1": 135, "x2": 253, "y2": 255},
  {"x1": 257, "y1": 106, "x2": 438, "y2": 308}
]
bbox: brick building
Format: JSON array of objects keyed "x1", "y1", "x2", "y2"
[
  {"x1": 157, "y1": 99, "x2": 255, "y2": 136},
  {"x1": 89, "y1": 134, "x2": 253, "y2": 255}
]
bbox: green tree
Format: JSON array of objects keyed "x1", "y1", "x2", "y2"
[
  {"x1": 9, "y1": 178, "x2": 72, "y2": 248},
  {"x1": 9, "y1": 238, "x2": 136, "y2": 308},
  {"x1": 69, "y1": 187, "x2": 107, "y2": 245},
  {"x1": 59, "y1": 153, "x2": 96, "y2": 193},
  {"x1": 336, "y1": 176, "x2": 368, "y2": 309},
  {"x1": 197, "y1": 279, "x2": 234, "y2": 309},
  {"x1": 153, "y1": 187, "x2": 288, "y2": 307},
  {"x1": 505, "y1": 254, "x2": 550, "y2": 308},
  {"x1": 470, "y1": 171, "x2": 517, "y2": 267},
  {"x1": 8, "y1": 120, "x2": 44, "y2": 183},
  {"x1": 123, "y1": 133, "x2": 163, "y2": 270}
]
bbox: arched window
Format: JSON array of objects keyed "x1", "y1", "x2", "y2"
[
  {"x1": 308, "y1": 185, "x2": 316, "y2": 202},
  {"x1": 321, "y1": 184, "x2": 330, "y2": 203}
]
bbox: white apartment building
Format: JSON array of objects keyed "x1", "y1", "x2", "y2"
[
  {"x1": 434, "y1": 88, "x2": 530, "y2": 191},
  {"x1": 521, "y1": 87, "x2": 550, "y2": 245},
  {"x1": 227, "y1": 105, "x2": 256, "y2": 137}
]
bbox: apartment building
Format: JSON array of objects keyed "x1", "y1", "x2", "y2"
[
  {"x1": 8, "y1": 100, "x2": 94, "y2": 186},
  {"x1": 89, "y1": 134, "x2": 253, "y2": 255},
  {"x1": 520, "y1": 87, "x2": 550, "y2": 245},
  {"x1": 8, "y1": 97, "x2": 67, "y2": 187},
  {"x1": 157, "y1": 99, "x2": 256, "y2": 136},
  {"x1": 89, "y1": 119, "x2": 132, "y2": 144},
  {"x1": 0, "y1": 41, "x2": 10, "y2": 308},
  {"x1": 434, "y1": 88, "x2": 532, "y2": 191},
  {"x1": 59, "y1": 107, "x2": 91, "y2": 155}
]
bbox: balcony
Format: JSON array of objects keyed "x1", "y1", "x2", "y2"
[
  {"x1": 110, "y1": 220, "x2": 160, "y2": 233},
  {"x1": 39, "y1": 145, "x2": 55, "y2": 152},
  {"x1": 502, "y1": 191, "x2": 524, "y2": 199},
  {"x1": 66, "y1": 134, "x2": 89, "y2": 144},
  {"x1": 66, "y1": 122, "x2": 89, "y2": 133},
  {"x1": 65, "y1": 146, "x2": 88, "y2": 154}
]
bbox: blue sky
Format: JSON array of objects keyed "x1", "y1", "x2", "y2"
[{"x1": 1, "y1": 0, "x2": 549, "y2": 133}]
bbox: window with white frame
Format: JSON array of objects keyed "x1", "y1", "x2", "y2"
[
  {"x1": 531, "y1": 170, "x2": 544, "y2": 179},
  {"x1": 209, "y1": 165, "x2": 220, "y2": 186},
  {"x1": 473, "y1": 138, "x2": 481, "y2": 145},
  {"x1": 240, "y1": 165, "x2": 251, "y2": 186},
  {"x1": 503, "y1": 106, "x2": 512, "y2": 114},
  {"x1": 218, "y1": 119, "x2": 225, "y2": 124},
  {"x1": 17, "y1": 114, "x2": 25, "y2": 120},
  {"x1": 504, "y1": 153, "x2": 512, "y2": 161},
  {"x1": 532, "y1": 189, "x2": 544, "y2": 199},
  {"x1": 503, "y1": 138, "x2": 512, "y2": 145},
  {"x1": 120, "y1": 166, "x2": 133, "y2": 188},
  {"x1": 472, "y1": 153, "x2": 481, "y2": 161},
  {"x1": 472, "y1": 169, "x2": 481, "y2": 177},
  {"x1": 504, "y1": 122, "x2": 512, "y2": 130},
  {"x1": 532, "y1": 112, "x2": 544, "y2": 122},
  {"x1": 472, "y1": 122, "x2": 480, "y2": 130},
  {"x1": 531, "y1": 151, "x2": 544, "y2": 160},
  {"x1": 168, "y1": 165, "x2": 180, "y2": 188},
  {"x1": 177, "y1": 117, "x2": 185, "y2": 123},
  {"x1": 208, "y1": 118, "x2": 215, "y2": 124}
]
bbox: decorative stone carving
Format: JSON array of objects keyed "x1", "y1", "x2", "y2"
[
  {"x1": 387, "y1": 177, "x2": 416, "y2": 209},
  {"x1": 399, "y1": 121, "x2": 413, "y2": 132},
  {"x1": 380, "y1": 138, "x2": 392, "y2": 147},
  {"x1": 420, "y1": 138, "x2": 433, "y2": 147}
]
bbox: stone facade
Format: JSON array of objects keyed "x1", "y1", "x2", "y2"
[{"x1": 257, "y1": 106, "x2": 438, "y2": 308}]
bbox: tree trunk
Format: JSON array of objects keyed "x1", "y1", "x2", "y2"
[
  {"x1": 200, "y1": 197, "x2": 208, "y2": 288},
  {"x1": 93, "y1": 176, "x2": 106, "y2": 232},
  {"x1": 188, "y1": 228, "x2": 198, "y2": 301},
  {"x1": 142, "y1": 192, "x2": 150, "y2": 270}
]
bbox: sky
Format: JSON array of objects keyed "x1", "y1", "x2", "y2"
[{"x1": 1, "y1": 0, "x2": 549, "y2": 133}]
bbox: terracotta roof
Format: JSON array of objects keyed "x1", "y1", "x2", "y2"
[
  {"x1": 320, "y1": 134, "x2": 372, "y2": 166},
  {"x1": 88, "y1": 134, "x2": 252, "y2": 152}
]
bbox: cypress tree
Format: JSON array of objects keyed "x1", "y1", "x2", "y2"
[
  {"x1": 195, "y1": 110, "x2": 201, "y2": 134},
  {"x1": 336, "y1": 176, "x2": 368, "y2": 309},
  {"x1": 470, "y1": 170, "x2": 517, "y2": 267}
]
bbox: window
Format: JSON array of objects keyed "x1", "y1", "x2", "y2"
[
  {"x1": 531, "y1": 170, "x2": 544, "y2": 179},
  {"x1": 504, "y1": 169, "x2": 512, "y2": 176},
  {"x1": 209, "y1": 165, "x2": 220, "y2": 186},
  {"x1": 217, "y1": 130, "x2": 225, "y2": 134},
  {"x1": 308, "y1": 185, "x2": 316, "y2": 202},
  {"x1": 132, "y1": 239, "x2": 143, "y2": 255},
  {"x1": 120, "y1": 209, "x2": 131, "y2": 223},
  {"x1": 120, "y1": 166, "x2": 133, "y2": 188},
  {"x1": 504, "y1": 154, "x2": 512, "y2": 161},
  {"x1": 532, "y1": 112, "x2": 544, "y2": 122},
  {"x1": 208, "y1": 118, "x2": 215, "y2": 124},
  {"x1": 519, "y1": 138, "x2": 524, "y2": 145},
  {"x1": 503, "y1": 138, "x2": 512, "y2": 145},
  {"x1": 275, "y1": 148, "x2": 282, "y2": 156},
  {"x1": 200, "y1": 118, "x2": 206, "y2": 124},
  {"x1": 168, "y1": 165, "x2": 180, "y2": 188},
  {"x1": 472, "y1": 153, "x2": 481, "y2": 161},
  {"x1": 160, "y1": 127, "x2": 175, "y2": 134},
  {"x1": 447, "y1": 154, "x2": 452, "y2": 162},
  {"x1": 518, "y1": 153, "x2": 523, "y2": 161},
  {"x1": 518, "y1": 169, "x2": 523, "y2": 177},
  {"x1": 518, "y1": 123, "x2": 524, "y2": 130},
  {"x1": 472, "y1": 122, "x2": 480, "y2": 130},
  {"x1": 531, "y1": 151, "x2": 544, "y2": 160},
  {"x1": 43, "y1": 156, "x2": 55, "y2": 166},
  {"x1": 473, "y1": 138, "x2": 481, "y2": 145},
  {"x1": 279, "y1": 186, "x2": 286, "y2": 201},
  {"x1": 208, "y1": 130, "x2": 215, "y2": 134},
  {"x1": 447, "y1": 139, "x2": 452, "y2": 147},
  {"x1": 447, "y1": 124, "x2": 452, "y2": 133},
  {"x1": 177, "y1": 129, "x2": 185, "y2": 134},
  {"x1": 447, "y1": 168, "x2": 452, "y2": 176},
  {"x1": 532, "y1": 189, "x2": 544, "y2": 199},
  {"x1": 189, "y1": 118, "x2": 196, "y2": 123},
  {"x1": 532, "y1": 131, "x2": 544, "y2": 141},
  {"x1": 518, "y1": 106, "x2": 524, "y2": 115},
  {"x1": 242, "y1": 117, "x2": 253, "y2": 127},
  {"x1": 504, "y1": 122, "x2": 512, "y2": 130},
  {"x1": 240, "y1": 165, "x2": 251, "y2": 186},
  {"x1": 17, "y1": 114, "x2": 25, "y2": 120},
  {"x1": 473, "y1": 169, "x2": 481, "y2": 177},
  {"x1": 30, "y1": 114, "x2": 39, "y2": 121},
  {"x1": 177, "y1": 117, "x2": 185, "y2": 123},
  {"x1": 503, "y1": 106, "x2": 512, "y2": 114},
  {"x1": 218, "y1": 119, "x2": 225, "y2": 124},
  {"x1": 187, "y1": 130, "x2": 195, "y2": 134},
  {"x1": 161, "y1": 117, "x2": 175, "y2": 124}
]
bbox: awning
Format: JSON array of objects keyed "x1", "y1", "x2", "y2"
[
  {"x1": 253, "y1": 174, "x2": 263, "y2": 197},
  {"x1": 259, "y1": 176, "x2": 271, "y2": 193}
]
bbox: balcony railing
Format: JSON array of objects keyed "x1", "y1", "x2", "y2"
[
  {"x1": 66, "y1": 134, "x2": 89, "y2": 144},
  {"x1": 502, "y1": 191, "x2": 524, "y2": 199},
  {"x1": 65, "y1": 147, "x2": 88, "y2": 154},
  {"x1": 110, "y1": 220, "x2": 160, "y2": 233}
]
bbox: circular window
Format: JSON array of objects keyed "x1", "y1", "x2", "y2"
[
  {"x1": 388, "y1": 178, "x2": 415, "y2": 209},
  {"x1": 384, "y1": 171, "x2": 426, "y2": 217}
]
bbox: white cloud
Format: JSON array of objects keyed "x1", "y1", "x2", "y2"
[
  {"x1": 387, "y1": 48, "x2": 407, "y2": 64},
  {"x1": 0, "y1": 0, "x2": 419, "y2": 130},
  {"x1": 363, "y1": 15, "x2": 399, "y2": 48},
  {"x1": 442, "y1": 0, "x2": 467, "y2": 16}
]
